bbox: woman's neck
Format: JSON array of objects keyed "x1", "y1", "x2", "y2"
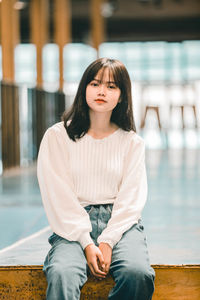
[{"x1": 88, "y1": 111, "x2": 118, "y2": 137}]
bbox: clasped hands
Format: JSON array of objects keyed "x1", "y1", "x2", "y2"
[{"x1": 84, "y1": 242, "x2": 112, "y2": 279}]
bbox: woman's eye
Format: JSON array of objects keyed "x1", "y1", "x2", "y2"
[
  {"x1": 108, "y1": 85, "x2": 116, "y2": 89},
  {"x1": 91, "y1": 82, "x2": 98, "y2": 87}
]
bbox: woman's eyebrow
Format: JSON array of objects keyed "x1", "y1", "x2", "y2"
[{"x1": 93, "y1": 78, "x2": 116, "y2": 84}]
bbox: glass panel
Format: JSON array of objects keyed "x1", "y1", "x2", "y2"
[
  {"x1": 15, "y1": 44, "x2": 36, "y2": 86},
  {"x1": 43, "y1": 43, "x2": 59, "y2": 89},
  {"x1": 63, "y1": 43, "x2": 97, "y2": 82}
]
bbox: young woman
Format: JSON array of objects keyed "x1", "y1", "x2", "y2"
[{"x1": 37, "y1": 57, "x2": 155, "y2": 300}]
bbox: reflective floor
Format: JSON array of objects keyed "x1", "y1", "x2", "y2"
[
  {"x1": 143, "y1": 148, "x2": 200, "y2": 264},
  {"x1": 0, "y1": 165, "x2": 48, "y2": 250},
  {"x1": 0, "y1": 148, "x2": 200, "y2": 265}
]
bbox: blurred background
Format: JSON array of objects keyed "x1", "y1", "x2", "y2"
[{"x1": 0, "y1": 0, "x2": 200, "y2": 262}]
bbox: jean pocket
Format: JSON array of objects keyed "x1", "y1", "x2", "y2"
[{"x1": 136, "y1": 221, "x2": 144, "y2": 232}]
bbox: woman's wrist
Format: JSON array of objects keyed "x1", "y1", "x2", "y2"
[{"x1": 78, "y1": 232, "x2": 94, "y2": 250}]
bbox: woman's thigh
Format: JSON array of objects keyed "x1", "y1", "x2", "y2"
[
  {"x1": 110, "y1": 221, "x2": 154, "y2": 276},
  {"x1": 44, "y1": 233, "x2": 88, "y2": 283},
  {"x1": 109, "y1": 222, "x2": 155, "y2": 300}
]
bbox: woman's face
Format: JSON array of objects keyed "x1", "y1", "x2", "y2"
[{"x1": 86, "y1": 68, "x2": 121, "y2": 115}]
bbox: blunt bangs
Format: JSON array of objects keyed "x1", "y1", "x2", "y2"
[{"x1": 85, "y1": 58, "x2": 127, "y2": 91}]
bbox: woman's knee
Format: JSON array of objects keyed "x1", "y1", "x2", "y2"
[
  {"x1": 47, "y1": 261, "x2": 87, "y2": 286},
  {"x1": 47, "y1": 262, "x2": 65, "y2": 281},
  {"x1": 110, "y1": 263, "x2": 155, "y2": 300},
  {"x1": 45, "y1": 262, "x2": 88, "y2": 299},
  {"x1": 118, "y1": 262, "x2": 155, "y2": 284}
]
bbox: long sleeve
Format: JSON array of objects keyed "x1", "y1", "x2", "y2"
[
  {"x1": 97, "y1": 135, "x2": 147, "y2": 248},
  {"x1": 37, "y1": 127, "x2": 94, "y2": 250}
]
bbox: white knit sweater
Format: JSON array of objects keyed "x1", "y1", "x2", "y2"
[{"x1": 37, "y1": 121, "x2": 147, "y2": 250}]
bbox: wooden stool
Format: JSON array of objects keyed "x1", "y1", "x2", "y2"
[
  {"x1": 170, "y1": 104, "x2": 198, "y2": 129},
  {"x1": 168, "y1": 82, "x2": 198, "y2": 129},
  {"x1": 140, "y1": 83, "x2": 167, "y2": 131},
  {"x1": 140, "y1": 105, "x2": 162, "y2": 130}
]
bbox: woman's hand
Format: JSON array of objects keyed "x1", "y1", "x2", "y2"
[
  {"x1": 98, "y1": 242, "x2": 112, "y2": 274},
  {"x1": 84, "y1": 244, "x2": 107, "y2": 278}
]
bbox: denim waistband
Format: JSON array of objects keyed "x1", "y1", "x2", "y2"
[
  {"x1": 84, "y1": 203, "x2": 113, "y2": 209},
  {"x1": 84, "y1": 204, "x2": 113, "y2": 244}
]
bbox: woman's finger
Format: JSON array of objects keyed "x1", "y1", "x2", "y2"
[
  {"x1": 89, "y1": 264, "x2": 106, "y2": 278},
  {"x1": 97, "y1": 251, "x2": 105, "y2": 271},
  {"x1": 105, "y1": 262, "x2": 111, "y2": 273},
  {"x1": 88, "y1": 263, "x2": 96, "y2": 277},
  {"x1": 90, "y1": 260, "x2": 106, "y2": 278}
]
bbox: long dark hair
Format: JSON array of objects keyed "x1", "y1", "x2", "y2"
[{"x1": 62, "y1": 57, "x2": 136, "y2": 141}]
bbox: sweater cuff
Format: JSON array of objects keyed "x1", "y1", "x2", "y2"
[
  {"x1": 97, "y1": 237, "x2": 115, "y2": 249},
  {"x1": 78, "y1": 232, "x2": 94, "y2": 250}
]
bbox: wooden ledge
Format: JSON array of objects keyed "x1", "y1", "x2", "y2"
[{"x1": 0, "y1": 265, "x2": 200, "y2": 299}]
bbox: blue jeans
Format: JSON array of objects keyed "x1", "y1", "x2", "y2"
[{"x1": 43, "y1": 204, "x2": 155, "y2": 300}]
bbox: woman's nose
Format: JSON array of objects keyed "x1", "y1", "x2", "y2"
[{"x1": 98, "y1": 84, "x2": 106, "y2": 96}]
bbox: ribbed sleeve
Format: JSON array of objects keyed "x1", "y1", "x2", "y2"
[{"x1": 37, "y1": 126, "x2": 94, "y2": 249}]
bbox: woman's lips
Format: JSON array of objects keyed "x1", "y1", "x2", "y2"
[{"x1": 95, "y1": 99, "x2": 106, "y2": 103}]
